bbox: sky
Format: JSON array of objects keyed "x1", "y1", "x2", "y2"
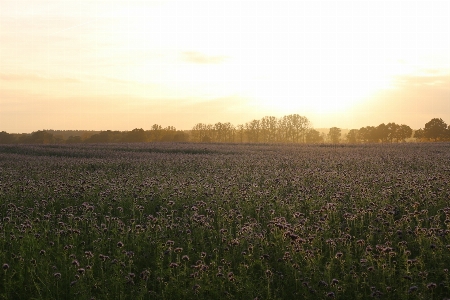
[{"x1": 1, "y1": 0, "x2": 450, "y2": 133}]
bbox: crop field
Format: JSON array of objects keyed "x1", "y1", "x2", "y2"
[{"x1": 0, "y1": 143, "x2": 450, "y2": 300}]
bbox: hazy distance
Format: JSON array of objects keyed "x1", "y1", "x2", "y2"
[{"x1": 1, "y1": 0, "x2": 449, "y2": 133}]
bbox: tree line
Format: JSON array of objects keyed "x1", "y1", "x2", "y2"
[
  {"x1": 0, "y1": 116, "x2": 449, "y2": 144},
  {"x1": 344, "y1": 118, "x2": 450, "y2": 143},
  {"x1": 0, "y1": 126, "x2": 189, "y2": 145}
]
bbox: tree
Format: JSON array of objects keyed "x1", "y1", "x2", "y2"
[
  {"x1": 305, "y1": 129, "x2": 323, "y2": 143},
  {"x1": 375, "y1": 123, "x2": 389, "y2": 143},
  {"x1": 386, "y1": 122, "x2": 400, "y2": 143},
  {"x1": 414, "y1": 128, "x2": 424, "y2": 141},
  {"x1": 423, "y1": 118, "x2": 448, "y2": 141},
  {"x1": 85, "y1": 130, "x2": 121, "y2": 143},
  {"x1": 173, "y1": 131, "x2": 189, "y2": 142},
  {"x1": 160, "y1": 126, "x2": 177, "y2": 142},
  {"x1": 260, "y1": 116, "x2": 278, "y2": 143},
  {"x1": 277, "y1": 116, "x2": 289, "y2": 143},
  {"x1": 149, "y1": 124, "x2": 163, "y2": 141},
  {"x1": 395, "y1": 124, "x2": 413, "y2": 142},
  {"x1": 66, "y1": 136, "x2": 82, "y2": 144},
  {"x1": 0, "y1": 131, "x2": 16, "y2": 144},
  {"x1": 236, "y1": 124, "x2": 245, "y2": 143},
  {"x1": 222, "y1": 122, "x2": 235, "y2": 143},
  {"x1": 191, "y1": 123, "x2": 212, "y2": 143},
  {"x1": 286, "y1": 114, "x2": 310, "y2": 143},
  {"x1": 28, "y1": 130, "x2": 55, "y2": 144},
  {"x1": 124, "y1": 128, "x2": 147, "y2": 142},
  {"x1": 245, "y1": 119, "x2": 261, "y2": 143},
  {"x1": 328, "y1": 127, "x2": 341, "y2": 144},
  {"x1": 346, "y1": 129, "x2": 359, "y2": 144},
  {"x1": 358, "y1": 126, "x2": 377, "y2": 143}
]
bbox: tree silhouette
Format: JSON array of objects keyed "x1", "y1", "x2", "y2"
[
  {"x1": 0, "y1": 131, "x2": 16, "y2": 144},
  {"x1": 236, "y1": 124, "x2": 244, "y2": 143},
  {"x1": 414, "y1": 128, "x2": 424, "y2": 141},
  {"x1": 245, "y1": 119, "x2": 261, "y2": 143},
  {"x1": 328, "y1": 127, "x2": 341, "y2": 144},
  {"x1": 191, "y1": 123, "x2": 211, "y2": 143},
  {"x1": 124, "y1": 128, "x2": 147, "y2": 142},
  {"x1": 306, "y1": 129, "x2": 323, "y2": 143},
  {"x1": 149, "y1": 124, "x2": 163, "y2": 141},
  {"x1": 346, "y1": 129, "x2": 359, "y2": 144},
  {"x1": 395, "y1": 124, "x2": 413, "y2": 142},
  {"x1": 386, "y1": 122, "x2": 400, "y2": 143},
  {"x1": 260, "y1": 116, "x2": 278, "y2": 143},
  {"x1": 66, "y1": 136, "x2": 82, "y2": 144},
  {"x1": 28, "y1": 130, "x2": 55, "y2": 144},
  {"x1": 375, "y1": 123, "x2": 389, "y2": 143},
  {"x1": 424, "y1": 118, "x2": 448, "y2": 141}
]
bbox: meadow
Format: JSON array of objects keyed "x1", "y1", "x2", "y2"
[{"x1": 0, "y1": 142, "x2": 449, "y2": 299}]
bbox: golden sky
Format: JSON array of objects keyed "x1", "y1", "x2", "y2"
[{"x1": 1, "y1": 0, "x2": 450, "y2": 133}]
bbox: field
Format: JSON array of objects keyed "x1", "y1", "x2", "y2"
[{"x1": 1, "y1": 143, "x2": 450, "y2": 299}]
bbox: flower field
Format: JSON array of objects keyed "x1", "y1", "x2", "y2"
[{"x1": 1, "y1": 142, "x2": 450, "y2": 299}]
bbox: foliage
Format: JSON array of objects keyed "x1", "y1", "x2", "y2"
[
  {"x1": 423, "y1": 118, "x2": 449, "y2": 141},
  {"x1": 0, "y1": 118, "x2": 448, "y2": 145},
  {"x1": 305, "y1": 129, "x2": 323, "y2": 144},
  {"x1": 328, "y1": 127, "x2": 342, "y2": 144}
]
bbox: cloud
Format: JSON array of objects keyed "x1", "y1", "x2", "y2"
[
  {"x1": 0, "y1": 87, "x2": 255, "y2": 132},
  {"x1": 0, "y1": 73, "x2": 79, "y2": 83},
  {"x1": 346, "y1": 72, "x2": 450, "y2": 129},
  {"x1": 182, "y1": 51, "x2": 228, "y2": 64},
  {"x1": 391, "y1": 72, "x2": 450, "y2": 90}
]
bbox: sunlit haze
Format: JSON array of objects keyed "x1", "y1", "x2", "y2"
[{"x1": 1, "y1": 0, "x2": 450, "y2": 133}]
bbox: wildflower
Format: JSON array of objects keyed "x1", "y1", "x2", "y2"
[
  {"x1": 181, "y1": 255, "x2": 190, "y2": 261},
  {"x1": 140, "y1": 270, "x2": 150, "y2": 280},
  {"x1": 426, "y1": 282, "x2": 437, "y2": 290},
  {"x1": 2, "y1": 263, "x2": 9, "y2": 270},
  {"x1": 117, "y1": 241, "x2": 124, "y2": 248},
  {"x1": 99, "y1": 254, "x2": 109, "y2": 262},
  {"x1": 319, "y1": 280, "x2": 328, "y2": 287},
  {"x1": 72, "y1": 259, "x2": 80, "y2": 267}
]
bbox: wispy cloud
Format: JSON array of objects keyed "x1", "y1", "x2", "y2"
[
  {"x1": 0, "y1": 73, "x2": 79, "y2": 83},
  {"x1": 392, "y1": 73, "x2": 450, "y2": 89},
  {"x1": 182, "y1": 51, "x2": 228, "y2": 64},
  {"x1": 345, "y1": 72, "x2": 450, "y2": 129}
]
